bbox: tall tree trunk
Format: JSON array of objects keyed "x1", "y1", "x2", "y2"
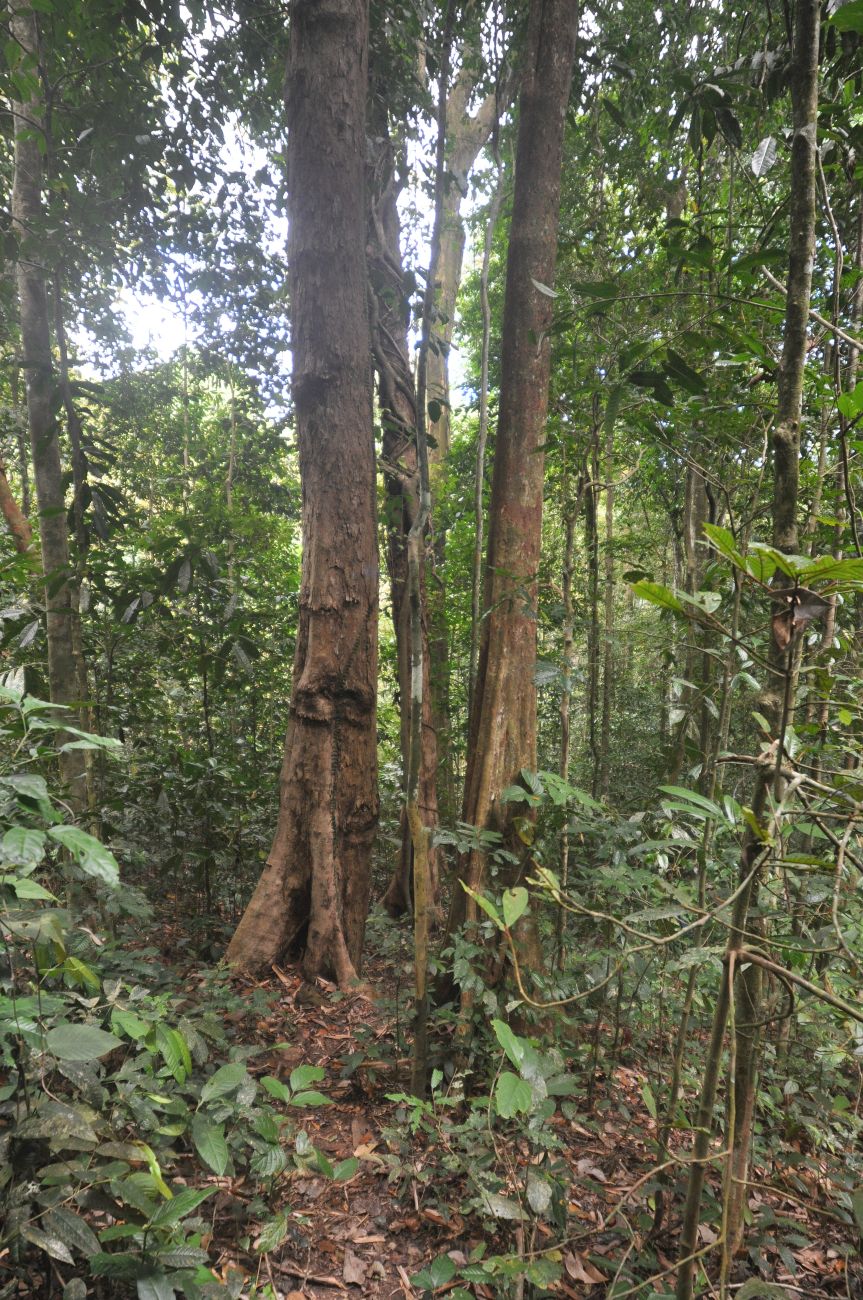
[
  {"x1": 469, "y1": 146, "x2": 504, "y2": 715},
  {"x1": 368, "y1": 122, "x2": 442, "y2": 920},
  {"x1": 675, "y1": 1, "x2": 820, "y2": 1290},
  {"x1": 599, "y1": 409, "x2": 615, "y2": 801},
  {"x1": 10, "y1": 0, "x2": 87, "y2": 813},
  {"x1": 425, "y1": 60, "x2": 518, "y2": 825},
  {"x1": 227, "y1": 0, "x2": 377, "y2": 987},
  {"x1": 450, "y1": 0, "x2": 578, "y2": 967}
]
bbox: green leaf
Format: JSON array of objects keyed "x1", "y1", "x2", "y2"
[
  {"x1": 255, "y1": 1211, "x2": 288, "y2": 1254},
  {"x1": 665, "y1": 348, "x2": 706, "y2": 394},
  {"x1": 838, "y1": 381, "x2": 863, "y2": 419},
  {"x1": 200, "y1": 1062, "x2": 248, "y2": 1102},
  {"x1": 192, "y1": 1115, "x2": 229, "y2": 1176},
  {"x1": 334, "y1": 1156, "x2": 359, "y2": 1181},
  {"x1": 44, "y1": 1207, "x2": 100, "y2": 1259},
  {"x1": 3, "y1": 875, "x2": 56, "y2": 900},
  {"x1": 491, "y1": 1019, "x2": 526, "y2": 1069},
  {"x1": 47, "y1": 827, "x2": 120, "y2": 887},
  {"x1": 658, "y1": 786, "x2": 723, "y2": 818},
  {"x1": 155, "y1": 1024, "x2": 191, "y2": 1082},
  {"x1": 21, "y1": 1224, "x2": 74, "y2": 1263},
  {"x1": 495, "y1": 1071, "x2": 533, "y2": 1118},
  {"x1": 156, "y1": 1247, "x2": 209, "y2": 1269},
  {"x1": 702, "y1": 523, "x2": 746, "y2": 569},
  {"x1": 631, "y1": 580, "x2": 684, "y2": 612},
  {"x1": 136, "y1": 1276, "x2": 175, "y2": 1300},
  {"x1": 641, "y1": 1083, "x2": 657, "y2": 1119},
  {"x1": 289, "y1": 1064, "x2": 325, "y2": 1092},
  {"x1": 112, "y1": 1009, "x2": 151, "y2": 1041},
  {"x1": 736, "y1": 1282, "x2": 790, "y2": 1300},
  {"x1": 45, "y1": 1023, "x2": 122, "y2": 1061},
  {"x1": 460, "y1": 883, "x2": 503, "y2": 929},
  {"x1": 531, "y1": 277, "x2": 558, "y2": 297},
  {"x1": 149, "y1": 1186, "x2": 216, "y2": 1228},
  {"x1": 502, "y1": 887, "x2": 528, "y2": 929},
  {"x1": 427, "y1": 1253, "x2": 457, "y2": 1287},
  {"x1": 291, "y1": 1090, "x2": 331, "y2": 1107},
  {"x1": 260, "y1": 1075, "x2": 292, "y2": 1103},
  {"x1": 1, "y1": 827, "x2": 46, "y2": 866},
  {"x1": 830, "y1": 0, "x2": 863, "y2": 33}
]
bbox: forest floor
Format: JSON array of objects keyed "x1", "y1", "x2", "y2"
[{"x1": 166, "y1": 932, "x2": 863, "y2": 1300}]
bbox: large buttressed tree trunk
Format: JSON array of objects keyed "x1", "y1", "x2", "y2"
[
  {"x1": 10, "y1": 0, "x2": 88, "y2": 814},
  {"x1": 227, "y1": 0, "x2": 378, "y2": 987},
  {"x1": 455, "y1": 0, "x2": 577, "y2": 927}
]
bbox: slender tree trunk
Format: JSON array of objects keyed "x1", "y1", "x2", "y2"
[
  {"x1": 599, "y1": 411, "x2": 615, "y2": 800},
  {"x1": 586, "y1": 410, "x2": 601, "y2": 795},
  {"x1": 425, "y1": 60, "x2": 518, "y2": 824},
  {"x1": 469, "y1": 148, "x2": 504, "y2": 714},
  {"x1": 556, "y1": 454, "x2": 582, "y2": 964},
  {"x1": 449, "y1": 0, "x2": 578, "y2": 973},
  {"x1": 10, "y1": 0, "x2": 87, "y2": 813},
  {"x1": 227, "y1": 0, "x2": 377, "y2": 987},
  {"x1": 369, "y1": 143, "x2": 443, "y2": 921},
  {"x1": 675, "y1": 1, "x2": 820, "y2": 1290}
]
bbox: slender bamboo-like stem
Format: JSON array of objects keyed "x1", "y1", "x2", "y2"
[{"x1": 675, "y1": 1, "x2": 820, "y2": 1290}]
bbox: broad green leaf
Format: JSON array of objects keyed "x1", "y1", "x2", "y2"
[
  {"x1": 112, "y1": 1009, "x2": 151, "y2": 1041},
  {"x1": 2, "y1": 874, "x2": 55, "y2": 900},
  {"x1": 830, "y1": 0, "x2": 863, "y2": 32},
  {"x1": 260, "y1": 1075, "x2": 292, "y2": 1103},
  {"x1": 149, "y1": 1186, "x2": 216, "y2": 1228},
  {"x1": 200, "y1": 1061, "x2": 248, "y2": 1102},
  {"x1": 44, "y1": 1207, "x2": 100, "y2": 1259},
  {"x1": 460, "y1": 883, "x2": 503, "y2": 928},
  {"x1": 46, "y1": 1023, "x2": 122, "y2": 1062},
  {"x1": 334, "y1": 1156, "x2": 359, "y2": 1180},
  {"x1": 702, "y1": 523, "x2": 745, "y2": 569},
  {"x1": 491, "y1": 1019, "x2": 526, "y2": 1069},
  {"x1": 136, "y1": 1276, "x2": 175, "y2": 1300},
  {"x1": 192, "y1": 1114, "x2": 229, "y2": 1176},
  {"x1": 631, "y1": 580, "x2": 684, "y2": 613},
  {"x1": 642, "y1": 1083, "x2": 657, "y2": 1119},
  {"x1": 48, "y1": 827, "x2": 119, "y2": 887},
  {"x1": 289, "y1": 1063, "x2": 325, "y2": 1092},
  {"x1": 502, "y1": 887, "x2": 529, "y2": 929},
  {"x1": 1, "y1": 827, "x2": 46, "y2": 866},
  {"x1": 495, "y1": 1071, "x2": 533, "y2": 1118},
  {"x1": 658, "y1": 785, "x2": 723, "y2": 818},
  {"x1": 291, "y1": 1090, "x2": 331, "y2": 1107},
  {"x1": 255, "y1": 1212, "x2": 288, "y2": 1254}
]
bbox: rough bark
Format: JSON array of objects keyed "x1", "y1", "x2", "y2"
[
  {"x1": 227, "y1": 0, "x2": 377, "y2": 987},
  {"x1": 10, "y1": 0, "x2": 87, "y2": 812},
  {"x1": 451, "y1": 0, "x2": 578, "y2": 947},
  {"x1": 675, "y1": 0, "x2": 820, "y2": 1290}
]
